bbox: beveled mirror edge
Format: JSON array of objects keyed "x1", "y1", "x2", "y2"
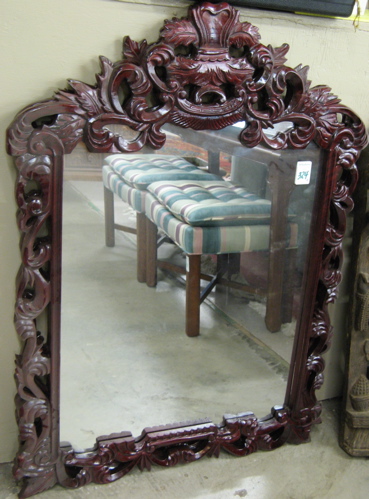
[{"x1": 6, "y1": 2, "x2": 368, "y2": 497}]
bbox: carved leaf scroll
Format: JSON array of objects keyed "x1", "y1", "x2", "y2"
[{"x1": 161, "y1": 18, "x2": 199, "y2": 46}]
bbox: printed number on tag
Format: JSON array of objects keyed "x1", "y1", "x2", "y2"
[{"x1": 295, "y1": 161, "x2": 312, "y2": 185}]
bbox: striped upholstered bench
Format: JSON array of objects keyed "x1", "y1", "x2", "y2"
[
  {"x1": 102, "y1": 154, "x2": 222, "y2": 282},
  {"x1": 144, "y1": 180, "x2": 297, "y2": 337}
]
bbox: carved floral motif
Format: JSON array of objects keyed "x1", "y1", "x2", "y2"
[{"x1": 6, "y1": 2, "x2": 368, "y2": 497}]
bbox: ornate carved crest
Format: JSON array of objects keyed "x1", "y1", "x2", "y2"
[
  {"x1": 6, "y1": 2, "x2": 368, "y2": 497},
  {"x1": 9, "y1": 2, "x2": 366, "y2": 158}
]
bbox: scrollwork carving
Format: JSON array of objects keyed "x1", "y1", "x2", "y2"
[{"x1": 6, "y1": 2, "x2": 368, "y2": 496}]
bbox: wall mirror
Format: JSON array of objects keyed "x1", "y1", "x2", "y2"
[{"x1": 6, "y1": 2, "x2": 367, "y2": 497}]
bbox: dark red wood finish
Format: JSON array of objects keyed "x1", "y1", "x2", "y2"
[{"x1": 6, "y1": 2, "x2": 367, "y2": 497}]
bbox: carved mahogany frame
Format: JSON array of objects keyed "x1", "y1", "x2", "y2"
[{"x1": 6, "y1": 2, "x2": 367, "y2": 497}]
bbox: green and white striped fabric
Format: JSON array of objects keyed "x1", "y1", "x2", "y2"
[
  {"x1": 103, "y1": 164, "x2": 147, "y2": 213},
  {"x1": 104, "y1": 154, "x2": 221, "y2": 190},
  {"x1": 145, "y1": 192, "x2": 298, "y2": 255},
  {"x1": 147, "y1": 180, "x2": 274, "y2": 226}
]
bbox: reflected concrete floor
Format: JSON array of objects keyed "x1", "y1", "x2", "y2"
[
  {"x1": 59, "y1": 181, "x2": 291, "y2": 448},
  {"x1": 67, "y1": 179, "x2": 296, "y2": 362},
  {"x1": 1, "y1": 400, "x2": 369, "y2": 498}
]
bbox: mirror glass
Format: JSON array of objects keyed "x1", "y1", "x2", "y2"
[{"x1": 60, "y1": 122, "x2": 321, "y2": 450}]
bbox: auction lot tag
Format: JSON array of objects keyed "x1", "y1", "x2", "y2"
[{"x1": 295, "y1": 161, "x2": 312, "y2": 185}]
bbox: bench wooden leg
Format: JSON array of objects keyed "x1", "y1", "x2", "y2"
[
  {"x1": 186, "y1": 254, "x2": 201, "y2": 337},
  {"x1": 104, "y1": 186, "x2": 115, "y2": 247},
  {"x1": 265, "y1": 246, "x2": 297, "y2": 332},
  {"x1": 136, "y1": 212, "x2": 147, "y2": 283},
  {"x1": 265, "y1": 246, "x2": 285, "y2": 333},
  {"x1": 146, "y1": 217, "x2": 158, "y2": 287},
  {"x1": 265, "y1": 159, "x2": 295, "y2": 332}
]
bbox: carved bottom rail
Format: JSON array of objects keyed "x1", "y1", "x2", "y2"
[{"x1": 57, "y1": 408, "x2": 299, "y2": 488}]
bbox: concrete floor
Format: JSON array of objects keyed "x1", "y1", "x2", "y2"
[
  {"x1": 2, "y1": 181, "x2": 367, "y2": 498},
  {"x1": 1, "y1": 400, "x2": 369, "y2": 498}
]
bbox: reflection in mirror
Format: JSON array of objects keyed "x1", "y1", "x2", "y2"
[
  {"x1": 61, "y1": 122, "x2": 321, "y2": 450},
  {"x1": 7, "y1": 3, "x2": 368, "y2": 494}
]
